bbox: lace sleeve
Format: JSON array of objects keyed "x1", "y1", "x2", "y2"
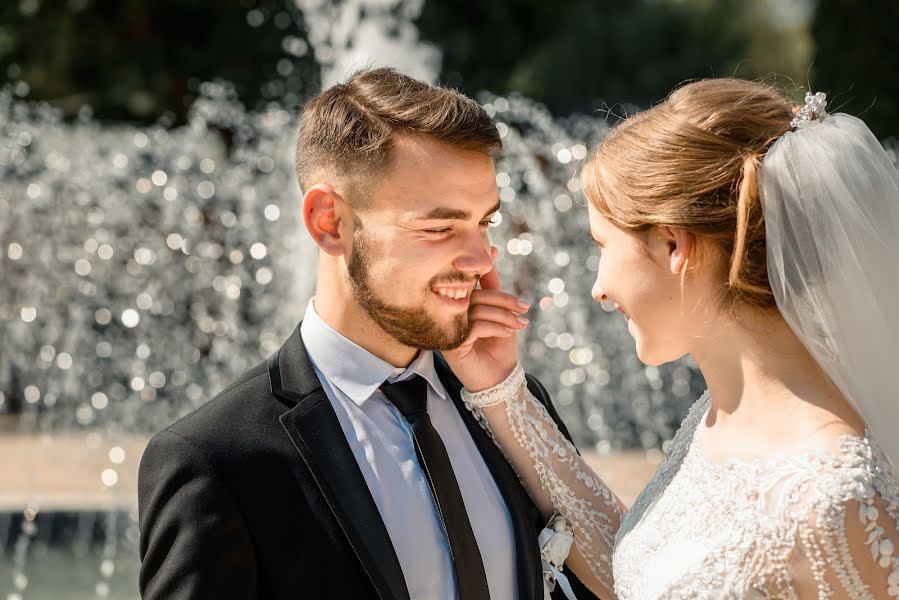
[
  {"x1": 462, "y1": 363, "x2": 627, "y2": 598},
  {"x1": 790, "y1": 453, "x2": 899, "y2": 599}
]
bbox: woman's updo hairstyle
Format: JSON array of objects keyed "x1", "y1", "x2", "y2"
[{"x1": 582, "y1": 78, "x2": 796, "y2": 311}]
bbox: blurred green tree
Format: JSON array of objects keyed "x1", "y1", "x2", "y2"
[
  {"x1": 812, "y1": 0, "x2": 899, "y2": 139},
  {"x1": 4, "y1": 0, "x2": 895, "y2": 137},
  {"x1": 417, "y1": 0, "x2": 782, "y2": 116},
  {"x1": 0, "y1": 0, "x2": 319, "y2": 123}
]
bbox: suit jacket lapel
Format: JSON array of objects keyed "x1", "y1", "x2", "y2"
[
  {"x1": 434, "y1": 357, "x2": 543, "y2": 600},
  {"x1": 272, "y1": 326, "x2": 410, "y2": 600}
]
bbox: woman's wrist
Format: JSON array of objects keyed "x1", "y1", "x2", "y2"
[
  {"x1": 461, "y1": 362, "x2": 524, "y2": 408},
  {"x1": 467, "y1": 360, "x2": 521, "y2": 392}
]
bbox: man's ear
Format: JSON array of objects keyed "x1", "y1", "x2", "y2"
[
  {"x1": 302, "y1": 184, "x2": 349, "y2": 256},
  {"x1": 656, "y1": 226, "x2": 692, "y2": 275}
]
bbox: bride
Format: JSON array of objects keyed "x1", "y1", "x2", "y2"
[{"x1": 444, "y1": 79, "x2": 899, "y2": 599}]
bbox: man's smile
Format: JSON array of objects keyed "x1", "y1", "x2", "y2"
[{"x1": 431, "y1": 285, "x2": 473, "y2": 300}]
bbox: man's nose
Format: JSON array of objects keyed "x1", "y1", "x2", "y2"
[{"x1": 454, "y1": 230, "x2": 494, "y2": 275}]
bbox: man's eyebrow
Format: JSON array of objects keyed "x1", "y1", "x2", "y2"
[
  {"x1": 417, "y1": 199, "x2": 502, "y2": 221},
  {"x1": 419, "y1": 206, "x2": 471, "y2": 220}
]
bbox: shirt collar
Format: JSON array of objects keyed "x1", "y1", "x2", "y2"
[{"x1": 300, "y1": 299, "x2": 448, "y2": 406}]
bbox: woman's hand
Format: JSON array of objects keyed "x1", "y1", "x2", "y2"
[{"x1": 443, "y1": 265, "x2": 530, "y2": 392}]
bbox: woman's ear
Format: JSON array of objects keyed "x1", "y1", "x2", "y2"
[
  {"x1": 656, "y1": 226, "x2": 692, "y2": 275},
  {"x1": 302, "y1": 184, "x2": 349, "y2": 256}
]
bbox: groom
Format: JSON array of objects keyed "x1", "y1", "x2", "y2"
[{"x1": 138, "y1": 68, "x2": 596, "y2": 600}]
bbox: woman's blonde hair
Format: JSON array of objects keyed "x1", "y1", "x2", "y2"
[{"x1": 582, "y1": 78, "x2": 796, "y2": 311}]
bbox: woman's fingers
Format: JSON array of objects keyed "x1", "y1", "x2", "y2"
[
  {"x1": 469, "y1": 304, "x2": 528, "y2": 330},
  {"x1": 466, "y1": 319, "x2": 516, "y2": 341},
  {"x1": 470, "y1": 288, "x2": 530, "y2": 314},
  {"x1": 469, "y1": 260, "x2": 530, "y2": 338}
]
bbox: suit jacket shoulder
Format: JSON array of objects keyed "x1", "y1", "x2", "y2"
[
  {"x1": 160, "y1": 360, "x2": 270, "y2": 444},
  {"x1": 137, "y1": 362, "x2": 275, "y2": 599}
]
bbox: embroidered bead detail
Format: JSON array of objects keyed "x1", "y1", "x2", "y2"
[{"x1": 614, "y1": 393, "x2": 899, "y2": 599}]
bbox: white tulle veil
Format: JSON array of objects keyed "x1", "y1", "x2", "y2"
[{"x1": 759, "y1": 95, "x2": 899, "y2": 475}]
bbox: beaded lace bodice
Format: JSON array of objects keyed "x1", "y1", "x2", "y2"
[{"x1": 462, "y1": 365, "x2": 899, "y2": 599}]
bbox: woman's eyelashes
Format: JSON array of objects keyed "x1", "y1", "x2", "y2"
[{"x1": 586, "y1": 233, "x2": 605, "y2": 248}]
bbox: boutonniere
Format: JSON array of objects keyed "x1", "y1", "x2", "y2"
[{"x1": 540, "y1": 511, "x2": 577, "y2": 600}]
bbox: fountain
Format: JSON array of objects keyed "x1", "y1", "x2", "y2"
[{"x1": 12, "y1": 0, "x2": 888, "y2": 596}]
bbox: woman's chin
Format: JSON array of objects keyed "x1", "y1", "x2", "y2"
[
  {"x1": 631, "y1": 328, "x2": 673, "y2": 366},
  {"x1": 637, "y1": 353, "x2": 667, "y2": 367},
  {"x1": 635, "y1": 339, "x2": 684, "y2": 367},
  {"x1": 635, "y1": 344, "x2": 659, "y2": 366}
]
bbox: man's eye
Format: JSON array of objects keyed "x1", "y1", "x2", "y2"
[
  {"x1": 480, "y1": 217, "x2": 499, "y2": 227},
  {"x1": 423, "y1": 228, "x2": 451, "y2": 234}
]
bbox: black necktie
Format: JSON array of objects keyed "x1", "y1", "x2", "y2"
[{"x1": 381, "y1": 375, "x2": 491, "y2": 600}]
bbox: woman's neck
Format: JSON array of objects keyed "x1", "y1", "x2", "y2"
[{"x1": 689, "y1": 309, "x2": 864, "y2": 442}]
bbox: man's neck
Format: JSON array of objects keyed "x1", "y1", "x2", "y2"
[{"x1": 311, "y1": 293, "x2": 418, "y2": 369}]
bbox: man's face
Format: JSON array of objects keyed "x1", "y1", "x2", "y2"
[{"x1": 344, "y1": 135, "x2": 500, "y2": 351}]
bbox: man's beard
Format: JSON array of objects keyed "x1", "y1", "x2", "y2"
[{"x1": 347, "y1": 229, "x2": 473, "y2": 351}]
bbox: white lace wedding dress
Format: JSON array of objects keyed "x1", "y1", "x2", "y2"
[{"x1": 462, "y1": 364, "x2": 899, "y2": 599}]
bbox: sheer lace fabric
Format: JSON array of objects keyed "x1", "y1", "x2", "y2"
[
  {"x1": 463, "y1": 372, "x2": 899, "y2": 599},
  {"x1": 462, "y1": 364, "x2": 626, "y2": 598}
]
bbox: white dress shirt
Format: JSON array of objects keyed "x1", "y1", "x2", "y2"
[{"x1": 300, "y1": 300, "x2": 518, "y2": 600}]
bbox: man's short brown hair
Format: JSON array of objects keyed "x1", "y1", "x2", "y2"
[{"x1": 295, "y1": 68, "x2": 502, "y2": 207}]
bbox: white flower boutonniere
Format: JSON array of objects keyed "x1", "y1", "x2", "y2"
[{"x1": 540, "y1": 511, "x2": 577, "y2": 600}]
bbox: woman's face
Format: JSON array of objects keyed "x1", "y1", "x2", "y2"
[{"x1": 587, "y1": 204, "x2": 707, "y2": 366}]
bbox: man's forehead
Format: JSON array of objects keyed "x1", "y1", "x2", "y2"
[
  {"x1": 387, "y1": 134, "x2": 495, "y2": 170},
  {"x1": 389, "y1": 133, "x2": 460, "y2": 157},
  {"x1": 364, "y1": 142, "x2": 498, "y2": 217}
]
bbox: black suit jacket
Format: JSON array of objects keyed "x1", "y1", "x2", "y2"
[{"x1": 138, "y1": 323, "x2": 597, "y2": 599}]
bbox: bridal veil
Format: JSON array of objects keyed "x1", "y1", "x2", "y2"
[{"x1": 760, "y1": 95, "x2": 899, "y2": 476}]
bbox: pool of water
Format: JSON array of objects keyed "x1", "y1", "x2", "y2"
[
  {"x1": 1, "y1": 512, "x2": 139, "y2": 599},
  {"x1": 1, "y1": 547, "x2": 139, "y2": 600}
]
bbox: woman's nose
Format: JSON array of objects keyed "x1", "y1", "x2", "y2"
[{"x1": 591, "y1": 278, "x2": 608, "y2": 303}]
